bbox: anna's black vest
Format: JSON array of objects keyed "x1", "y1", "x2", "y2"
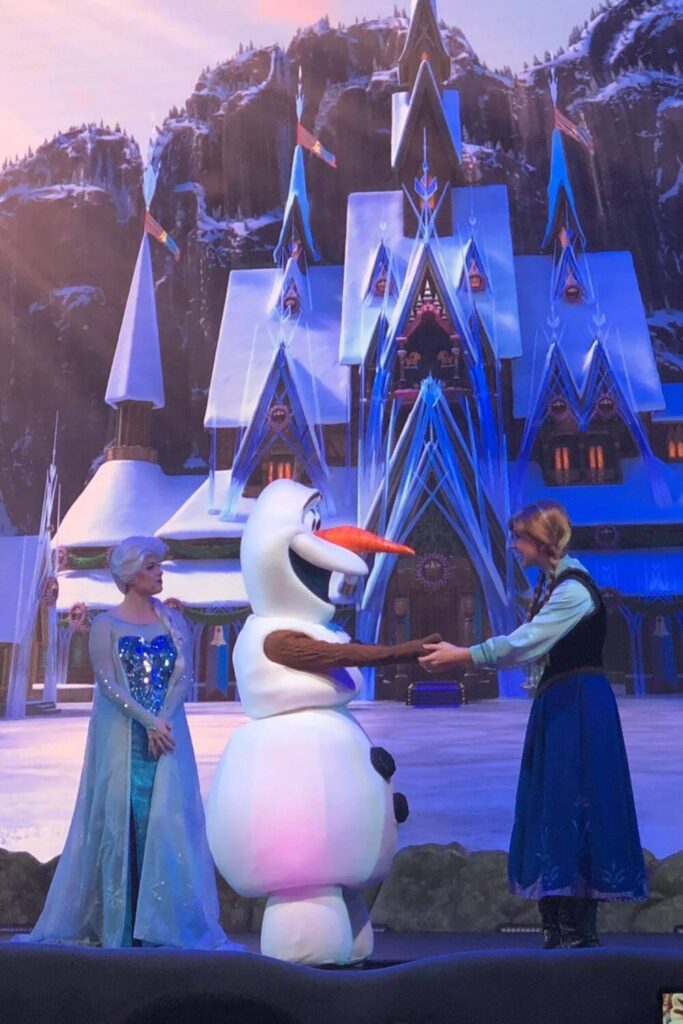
[{"x1": 536, "y1": 569, "x2": 607, "y2": 694}]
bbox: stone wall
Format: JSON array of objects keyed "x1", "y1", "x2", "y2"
[{"x1": 4, "y1": 843, "x2": 683, "y2": 936}]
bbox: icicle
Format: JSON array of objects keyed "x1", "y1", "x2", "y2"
[{"x1": 208, "y1": 419, "x2": 219, "y2": 515}]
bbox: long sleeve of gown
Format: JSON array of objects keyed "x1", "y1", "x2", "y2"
[
  {"x1": 470, "y1": 580, "x2": 594, "y2": 670},
  {"x1": 89, "y1": 613, "x2": 158, "y2": 730},
  {"x1": 158, "y1": 614, "x2": 192, "y2": 722},
  {"x1": 264, "y1": 631, "x2": 442, "y2": 672}
]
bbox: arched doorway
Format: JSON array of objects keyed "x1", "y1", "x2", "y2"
[{"x1": 375, "y1": 506, "x2": 492, "y2": 700}]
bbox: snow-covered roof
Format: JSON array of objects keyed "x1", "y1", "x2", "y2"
[
  {"x1": 652, "y1": 384, "x2": 683, "y2": 423},
  {"x1": 156, "y1": 471, "x2": 254, "y2": 540},
  {"x1": 56, "y1": 560, "x2": 248, "y2": 613},
  {"x1": 340, "y1": 185, "x2": 522, "y2": 365},
  {"x1": 57, "y1": 460, "x2": 199, "y2": 548},
  {"x1": 205, "y1": 266, "x2": 348, "y2": 428},
  {"x1": 157, "y1": 464, "x2": 358, "y2": 541},
  {"x1": 0, "y1": 536, "x2": 40, "y2": 644},
  {"x1": 391, "y1": 65, "x2": 461, "y2": 169},
  {"x1": 572, "y1": 549, "x2": 683, "y2": 598},
  {"x1": 105, "y1": 234, "x2": 165, "y2": 409},
  {"x1": 512, "y1": 251, "x2": 664, "y2": 418},
  {"x1": 161, "y1": 560, "x2": 247, "y2": 608},
  {"x1": 517, "y1": 457, "x2": 683, "y2": 526}
]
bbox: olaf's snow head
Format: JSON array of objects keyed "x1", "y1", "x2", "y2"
[{"x1": 241, "y1": 480, "x2": 413, "y2": 623}]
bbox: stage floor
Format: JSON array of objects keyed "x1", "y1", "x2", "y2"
[
  {"x1": 1, "y1": 697, "x2": 682, "y2": 862},
  {"x1": 221, "y1": 930, "x2": 683, "y2": 962}
]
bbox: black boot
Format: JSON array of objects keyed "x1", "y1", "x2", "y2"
[
  {"x1": 575, "y1": 899, "x2": 600, "y2": 947},
  {"x1": 559, "y1": 897, "x2": 600, "y2": 948},
  {"x1": 558, "y1": 897, "x2": 582, "y2": 947},
  {"x1": 538, "y1": 897, "x2": 561, "y2": 949}
]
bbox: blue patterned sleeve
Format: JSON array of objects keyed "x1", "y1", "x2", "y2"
[
  {"x1": 89, "y1": 613, "x2": 158, "y2": 730},
  {"x1": 470, "y1": 579, "x2": 595, "y2": 669},
  {"x1": 158, "y1": 613, "x2": 192, "y2": 723}
]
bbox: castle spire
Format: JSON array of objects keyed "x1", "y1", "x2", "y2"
[
  {"x1": 105, "y1": 233, "x2": 164, "y2": 461},
  {"x1": 542, "y1": 127, "x2": 586, "y2": 252},
  {"x1": 543, "y1": 71, "x2": 587, "y2": 252},
  {"x1": 398, "y1": 0, "x2": 450, "y2": 89},
  {"x1": 273, "y1": 68, "x2": 320, "y2": 268}
]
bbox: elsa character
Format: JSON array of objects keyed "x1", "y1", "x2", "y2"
[{"x1": 24, "y1": 536, "x2": 241, "y2": 950}]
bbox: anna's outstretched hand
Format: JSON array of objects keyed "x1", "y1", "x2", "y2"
[{"x1": 418, "y1": 642, "x2": 473, "y2": 672}]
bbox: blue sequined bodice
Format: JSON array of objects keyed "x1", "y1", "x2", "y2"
[{"x1": 118, "y1": 634, "x2": 177, "y2": 716}]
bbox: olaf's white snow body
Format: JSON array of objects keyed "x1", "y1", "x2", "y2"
[{"x1": 206, "y1": 479, "x2": 399, "y2": 963}]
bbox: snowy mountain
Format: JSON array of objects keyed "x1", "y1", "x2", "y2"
[{"x1": 0, "y1": 0, "x2": 680, "y2": 531}]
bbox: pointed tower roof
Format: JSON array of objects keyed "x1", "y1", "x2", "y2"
[
  {"x1": 516, "y1": 336, "x2": 581, "y2": 465},
  {"x1": 391, "y1": 59, "x2": 461, "y2": 171},
  {"x1": 363, "y1": 240, "x2": 401, "y2": 303},
  {"x1": 273, "y1": 144, "x2": 320, "y2": 266},
  {"x1": 459, "y1": 237, "x2": 489, "y2": 293},
  {"x1": 542, "y1": 128, "x2": 586, "y2": 251},
  {"x1": 387, "y1": 236, "x2": 476, "y2": 365},
  {"x1": 269, "y1": 256, "x2": 311, "y2": 319},
  {"x1": 398, "y1": 0, "x2": 451, "y2": 87},
  {"x1": 552, "y1": 242, "x2": 591, "y2": 303},
  {"x1": 105, "y1": 234, "x2": 165, "y2": 409},
  {"x1": 221, "y1": 342, "x2": 329, "y2": 520},
  {"x1": 360, "y1": 377, "x2": 523, "y2": 632}
]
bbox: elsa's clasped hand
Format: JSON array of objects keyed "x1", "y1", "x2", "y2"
[
  {"x1": 147, "y1": 719, "x2": 175, "y2": 758},
  {"x1": 418, "y1": 642, "x2": 473, "y2": 672}
]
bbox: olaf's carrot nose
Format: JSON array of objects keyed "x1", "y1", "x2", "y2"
[{"x1": 314, "y1": 526, "x2": 414, "y2": 556}]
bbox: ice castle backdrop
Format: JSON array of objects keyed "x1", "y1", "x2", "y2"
[{"x1": 0, "y1": 0, "x2": 681, "y2": 714}]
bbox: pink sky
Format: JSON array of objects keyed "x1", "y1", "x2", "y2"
[{"x1": 0, "y1": 0, "x2": 595, "y2": 165}]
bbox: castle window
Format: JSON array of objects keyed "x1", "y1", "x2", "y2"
[
  {"x1": 549, "y1": 395, "x2": 571, "y2": 423},
  {"x1": 558, "y1": 261, "x2": 584, "y2": 303},
  {"x1": 543, "y1": 432, "x2": 620, "y2": 486},
  {"x1": 666, "y1": 425, "x2": 683, "y2": 462},
  {"x1": 553, "y1": 444, "x2": 571, "y2": 483},
  {"x1": 469, "y1": 270, "x2": 486, "y2": 292},
  {"x1": 365, "y1": 241, "x2": 398, "y2": 301},
  {"x1": 266, "y1": 404, "x2": 292, "y2": 433},
  {"x1": 282, "y1": 280, "x2": 300, "y2": 317},
  {"x1": 595, "y1": 394, "x2": 617, "y2": 420},
  {"x1": 563, "y1": 281, "x2": 582, "y2": 303},
  {"x1": 461, "y1": 241, "x2": 487, "y2": 293},
  {"x1": 265, "y1": 458, "x2": 293, "y2": 484},
  {"x1": 467, "y1": 251, "x2": 487, "y2": 292},
  {"x1": 588, "y1": 444, "x2": 605, "y2": 482}
]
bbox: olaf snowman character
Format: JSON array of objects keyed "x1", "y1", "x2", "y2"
[{"x1": 206, "y1": 479, "x2": 439, "y2": 965}]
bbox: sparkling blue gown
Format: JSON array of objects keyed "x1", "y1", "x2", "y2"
[
  {"x1": 24, "y1": 602, "x2": 239, "y2": 949},
  {"x1": 118, "y1": 630, "x2": 177, "y2": 944}
]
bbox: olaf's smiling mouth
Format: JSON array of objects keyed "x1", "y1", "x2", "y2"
[{"x1": 288, "y1": 548, "x2": 332, "y2": 604}]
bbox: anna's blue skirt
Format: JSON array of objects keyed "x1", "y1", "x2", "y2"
[{"x1": 509, "y1": 671, "x2": 647, "y2": 901}]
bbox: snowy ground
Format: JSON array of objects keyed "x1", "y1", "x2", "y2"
[{"x1": 1, "y1": 697, "x2": 681, "y2": 863}]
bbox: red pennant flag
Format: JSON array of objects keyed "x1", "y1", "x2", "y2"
[
  {"x1": 553, "y1": 107, "x2": 595, "y2": 155},
  {"x1": 296, "y1": 123, "x2": 337, "y2": 169},
  {"x1": 144, "y1": 210, "x2": 181, "y2": 261}
]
